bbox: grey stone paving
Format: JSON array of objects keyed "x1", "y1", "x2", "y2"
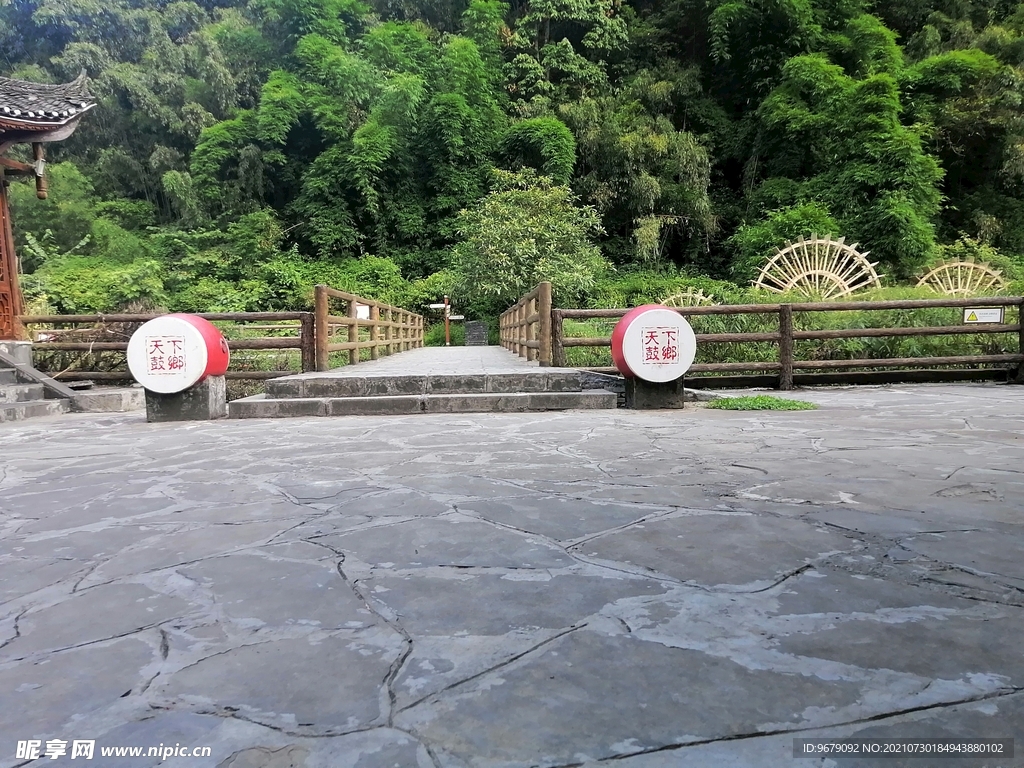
[
  {"x1": 285, "y1": 346, "x2": 551, "y2": 379},
  {"x1": 1, "y1": 383, "x2": 1023, "y2": 767}
]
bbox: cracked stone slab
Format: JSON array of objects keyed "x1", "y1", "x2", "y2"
[
  {"x1": 319, "y1": 516, "x2": 575, "y2": 570},
  {"x1": 328, "y1": 489, "x2": 452, "y2": 518},
  {"x1": 0, "y1": 522, "x2": 182, "y2": 562},
  {"x1": 900, "y1": 527, "x2": 1024, "y2": 583},
  {"x1": 21, "y1": 712, "x2": 433, "y2": 768},
  {"x1": 778, "y1": 600, "x2": 1024, "y2": 686},
  {"x1": 808, "y1": 506, "x2": 980, "y2": 536},
  {"x1": 362, "y1": 570, "x2": 667, "y2": 637},
  {"x1": 80, "y1": 521, "x2": 296, "y2": 586},
  {"x1": 459, "y1": 496, "x2": 670, "y2": 541},
  {"x1": 0, "y1": 636, "x2": 155, "y2": 740},
  {"x1": 573, "y1": 512, "x2": 857, "y2": 588},
  {"x1": 182, "y1": 553, "x2": 370, "y2": 630},
  {"x1": 158, "y1": 629, "x2": 403, "y2": 734},
  {"x1": 0, "y1": 557, "x2": 88, "y2": 604},
  {"x1": 397, "y1": 628, "x2": 864, "y2": 766},
  {"x1": 2, "y1": 582, "x2": 191, "y2": 660},
  {"x1": 771, "y1": 569, "x2": 976, "y2": 616},
  {"x1": 607, "y1": 692, "x2": 1024, "y2": 767}
]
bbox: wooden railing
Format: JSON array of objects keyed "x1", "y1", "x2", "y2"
[
  {"x1": 549, "y1": 296, "x2": 1024, "y2": 388},
  {"x1": 314, "y1": 285, "x2": 423, "y2": 371},
  {"x1": 17, "y1": 288, "x2": 426, "y2": 382},
  {"x1": 18, "y1": 311, "x2": 316, "y2": 382},
  {"x1": 499, "y1": 282, "x2": 553, "y2": 366}
]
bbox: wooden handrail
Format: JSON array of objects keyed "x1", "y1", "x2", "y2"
[
  {"x1": 551, "y1": 296, "x2": 1024, "y2": 390},
  {"x1": 499, "y1": 282, "x2": 553, "y2": 366},
  {"x1": 313, "y1": 284, "x2": 423, "y2": 371}
]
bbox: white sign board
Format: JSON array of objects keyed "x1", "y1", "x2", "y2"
[
  {"x1": 427, "y1": 303, "x2": 447, "y2": 309},
  {"x1": 127, "y1": 316, "x2": 211, "y2": 394},
  {"x1": 356, "y1": 303, "x2": 370, "y2": 320},
  {"x1": 614, "y1": 307, "x2": 697, "y2": 382},
  {"x1": 963, "y1": 307, "x2": 1004, "y2": 324}
]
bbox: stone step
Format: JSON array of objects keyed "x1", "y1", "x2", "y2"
[
  {"x1": 0, "y1": 368, "x2": 17, "y2": 385},
  {"x1": 266, "y1": 371, "x2": 586, "y2": 399},
  {"x1": 0, "y1": 398, "x2": 71, "y2": 423},
  {"x1": 229, "y1": 390, "x2": 618, "y2": 419},
  {"x1": 0, "y1": 383, "x2": 45, "y2": 403}
]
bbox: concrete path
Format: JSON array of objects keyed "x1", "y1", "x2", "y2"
[
  {"x1": 1, "y1": 383, "x2": 1023, "y2": 767},
  {"x1": 288, "y1": 346, "x2": 555, "y2": 379}
]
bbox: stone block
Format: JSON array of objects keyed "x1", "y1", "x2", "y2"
[
  {"x1": 465, "y1": 320, "x2": 488, "y2": 346},
  {"x1": 0, "y1": 340, "x2": 32, "y2": 366},
  {"x1": 362, "y1": 376, "x2": 425, "y2": 396},
  {"x1": 0, "y1": 383, "x2": 43, "y2": 403},
  {"x1": 145, "y1": 375, "x2": 227, "y2": 422},
  {"x1": 72, "y1": 387, "x2": 144, "y2": 412},
  {"x1": 528, "y1": 390, "x2": 617, "y2": 410},
  {"x1": 327, "y1": 395, "x2": 424, "y2": 416},
  {"x1": 429, "y1": 374, "x2": 487, "y2": 393},
  {"x1": 624, "y1": 376, "x2": 687, "y2": 409},
  {"x1": 264, "y1": 377, "x2": 304, "y2": 398}
]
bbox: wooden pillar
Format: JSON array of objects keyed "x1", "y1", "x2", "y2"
[
  {"x1": 538, "y1": 281, "x2": 552, "y2": 366},
  {"x1": 369, "y1": 304, "x2": 380, "y2": 360},
  {"x1": 314, "y1": 285, "x2": 329, "y2": 371},
  {"x1": 778, "y1": 304, "x2": 794, "y2": 391},
  {"x1": 551, "y1": 309, "x2": 565, "y2": 367},
  {"x1": 527, "y1": 296, "x2": 538, "y2": 362},
  {"x1": 347, "y1": 298, "x2": 358, "y2": 365},
  {"x1": 0, "y1": 169, "x2": 25, "y2": 341},
  {"x1": 1016, "y1": 297, "x2": 1024, "y2": 383},
  {"x1": 299, "y1": 311, "x2": 316, "y2": 372}
]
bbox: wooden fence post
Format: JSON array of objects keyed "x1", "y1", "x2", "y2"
[
  {"x1": 369, "y1": 304, "x2": 380, "y2": 360},
  {"x1": 347, "y1": 297, "x2": 358, "y2": 365},
  {"x1": 519, "y1": 302, "x2": 528, "y2": 359},
  {"x1": 551, "y1": 309, "x2": 565, "y2": 367},
  {"x1": 299, "y1": 311, "x2": 316, "y2": 372},
  {"x1": 779, "y1": 304, "x2": 794, "y2": 391},
  {"x1": 314, "y1": 285, "x2": 329, "y2": 372},
  {"x1": 538, "y1": 281, "x2": 553, "y2": 366},
  {"x1": 1016, "y1": 297, "x2": 1024, "y2": 383},
  {"x1": 527, "y1": 296, "x2": 537, "y2": 362}
]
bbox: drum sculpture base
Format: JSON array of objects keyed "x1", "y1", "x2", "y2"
[
  {"x1": 145, "y1": 376, "x2": 227, "y2": 422},
  {"x1": 624, "y1": 377, "x2": 687, "y2": 409}
]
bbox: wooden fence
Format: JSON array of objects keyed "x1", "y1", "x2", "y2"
[
  {"x1": 16, "y1": 285, "x2": 425, "y2": 382},
  {"x1": 548, "y1": 296, "x2": 1024, "y2": 389},
  {"x1": 499, "y1": 281, "x2": 553, "y2": 366},
  {"x1": 18, "y1": 311, "x2": 315, "y2": 382},
  {"x1": 314, "y1": 285, "x2": 423, "y2": 371}
]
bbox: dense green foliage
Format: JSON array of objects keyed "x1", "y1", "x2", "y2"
[{"x1": 4, "y1": 0, "x2": 1024, "y2": 315}]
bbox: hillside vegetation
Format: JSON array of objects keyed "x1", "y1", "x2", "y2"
[{"x1": 4, "y1": 0, "x2": 1024, "y2": 317}]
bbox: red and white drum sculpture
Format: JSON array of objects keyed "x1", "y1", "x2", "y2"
[
  {"x1": 611, "y1": 304, "x2": 697, "y2": 382},
  {"x1": 127, "y1": 314, "x2": 230, "y2": 394}
]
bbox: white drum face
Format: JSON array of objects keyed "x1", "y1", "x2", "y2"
[
  {"x1": 619, "y1": 308, "x2": 697, "y2": 383},
  {"x1": 127, "y1": 316, "x2": 210, "y2": 394}
]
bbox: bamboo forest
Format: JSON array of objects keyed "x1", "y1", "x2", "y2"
[{"x1": 3, "y1": 0, "x2": 1024, "y2": 320}]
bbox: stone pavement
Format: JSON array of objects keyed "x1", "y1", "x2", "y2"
[
  {"x1": 1, "y1": 383, "x2": 1023, "y2": 768},
  {"x1": 282, "y1": 346, "x2": 552, "y2": 378}
]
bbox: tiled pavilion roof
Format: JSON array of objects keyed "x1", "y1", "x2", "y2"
[{"x1": 0, "y1": 72, "x2": 95, "y2": 134}]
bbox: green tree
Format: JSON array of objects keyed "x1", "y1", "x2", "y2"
[{"x1": 450, "y1": 169, "x2": 607, "y2": 308}]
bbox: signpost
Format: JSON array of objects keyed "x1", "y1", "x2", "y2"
[
  {"x1": 611, "y1": 305, "x2": 697, "y2": 408},
  {"x1": 963, "y1": 307, "x2": 1005, "y2": 324},
  {"x1": 426, "y1": 296, "x2": 463, "y2": 345}
]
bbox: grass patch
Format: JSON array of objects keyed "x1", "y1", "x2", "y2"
[{"x1": 706, "y1": 395, "x2": 819, "y2": 411}]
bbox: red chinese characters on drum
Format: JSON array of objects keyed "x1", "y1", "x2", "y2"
[
  {"x1": 611, "y1": 305, "x2": 697, "y2": 383},
  {"x1": 127, "y1": 314, "x2": 230, "y2": 394}
]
